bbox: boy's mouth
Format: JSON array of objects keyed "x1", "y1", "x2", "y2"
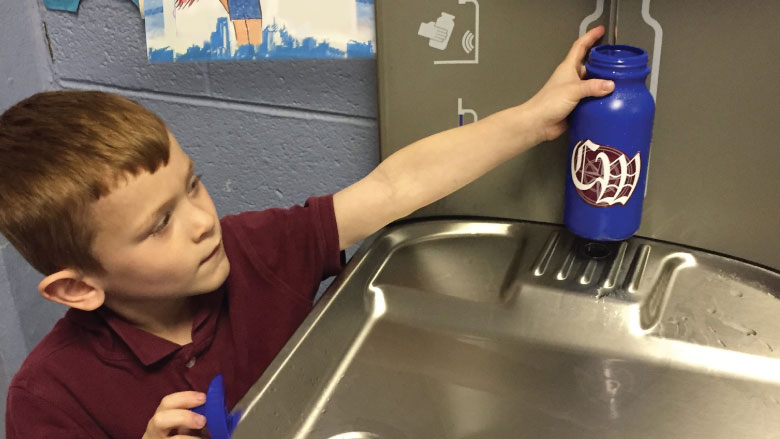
[{"x1": 200, "y1": 240, "x2": 222, "y2": 264}]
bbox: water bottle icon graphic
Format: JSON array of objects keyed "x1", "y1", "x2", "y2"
[
  {"x1": 430, "y1": 13, "x2": 455, "y2": 50},
  {"x1": 419, "y1": 13, "x2": 455, "y2": 51}
]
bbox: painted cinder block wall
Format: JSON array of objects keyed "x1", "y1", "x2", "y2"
[{"x1": 0, "y1": 1, "x2": 379, "y2": 434}]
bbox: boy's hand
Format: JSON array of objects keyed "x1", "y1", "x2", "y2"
[
  {"x1": 334, "y1": 26, "x2": 615, "y2": 250},
  {"x1": 526, "y1": 25, "x2": 615, "y2": 143},
  {"x1": 142, "y1": 391, "x2": 207, "y2": 439}
]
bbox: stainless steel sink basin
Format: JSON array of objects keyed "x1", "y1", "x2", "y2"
[{"x1": 232, "y1": 219, "x2": 780, "y2": 439}]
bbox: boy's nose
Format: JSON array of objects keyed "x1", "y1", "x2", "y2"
[{"x1": 190, "y1": 204, "x2": 216, "y2": 243}]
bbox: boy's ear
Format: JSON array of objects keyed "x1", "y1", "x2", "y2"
[{"x1": 38, "y1": 269, "x2": 106, "y2": 311}]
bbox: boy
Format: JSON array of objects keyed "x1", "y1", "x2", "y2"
[{"x1": 1, "y1": 27, "x2": 613, "y2": 438}]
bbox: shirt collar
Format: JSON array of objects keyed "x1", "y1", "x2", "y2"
[
  {"x1": 93, "y1": 288, "x2": 225, "y2": 367},
  {"x1": 96, "y1": 306, "x2": 181, "y2": 366}
]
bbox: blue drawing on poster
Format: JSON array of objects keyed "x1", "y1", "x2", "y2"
[{"x1": 145, "y1": 0, "x2": 375, "y2": 62}]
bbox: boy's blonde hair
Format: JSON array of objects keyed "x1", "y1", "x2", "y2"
[{"x1": 0, "y1": 91, "x2": 170, "y2": 275}]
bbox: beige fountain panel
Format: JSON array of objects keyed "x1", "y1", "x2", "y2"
[{"x1": 375, "y1": 0, "x2": 780, "y2": 271}]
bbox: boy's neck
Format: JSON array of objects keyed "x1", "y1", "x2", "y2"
[{"x1": 104, "y1": 296, "x2": 195, "y2": 346}]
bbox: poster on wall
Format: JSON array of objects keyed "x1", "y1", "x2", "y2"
[{"x1": 143, "y1": 0, "x2": 375, "y2": 62}]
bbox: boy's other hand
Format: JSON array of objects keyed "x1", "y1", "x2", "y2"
[
  {"x1": 526, "y1": 25, "x2": 615, "y2": 143},
  {"x1": 142, "y1": 391, "x2": 208, "y2": 439}
]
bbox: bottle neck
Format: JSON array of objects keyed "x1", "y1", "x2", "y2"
[
  {"x1": 586, "y1": 45, "x2": 650, "y2": 80},
  {"x1": 587, "y1": 70, "x2": 649, "y2": 84}
]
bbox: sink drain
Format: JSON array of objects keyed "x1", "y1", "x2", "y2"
[{"x1": 579, "y1": 240, "x2": 612, "y2": 260}]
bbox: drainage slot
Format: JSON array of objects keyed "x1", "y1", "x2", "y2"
[{"x1": 579, "y1": 240, "x2": 613, "y2": 260}]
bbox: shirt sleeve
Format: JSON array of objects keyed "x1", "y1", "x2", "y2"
[
  {"x1": 6, "y1": 386, "x2": 99, "y2": 439},
  {"x1": 220, "y1": 194, "x2": 345, "y2": 302}
]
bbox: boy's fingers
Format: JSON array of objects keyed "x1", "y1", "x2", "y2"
[
  {"x1": 158, "y1": 391, "x2": 207, "y2": 411},
  {"x1": 566, "y1": 25, "x2": 605, "y2": 65},
  {"x1": 573, "y1": 79, "x2": 614, "y2": 100},
  {"x1": 149, "y1": 409, "x2": 207, "y2": 432}
]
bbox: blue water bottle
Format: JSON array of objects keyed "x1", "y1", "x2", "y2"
[{"x1": 564, "y1": 44, "x2": 655, "y2": 241}]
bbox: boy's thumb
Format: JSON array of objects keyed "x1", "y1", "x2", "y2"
[
  {"x1": 600, "y1": 80, "x2": 615, "y2": 93},
  {"x1": 595, "y1": 79, "x2": 615, "y2": 96},
  {"x1": 576, "y1": 79, "x2": 614, "y2": 99}
]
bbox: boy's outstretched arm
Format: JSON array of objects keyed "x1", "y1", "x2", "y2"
[{"x1": 334, "y1": 26, "x2": 614, "y2": 250}]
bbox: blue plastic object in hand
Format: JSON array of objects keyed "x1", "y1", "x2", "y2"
[
  {"x1": 192, "y1": 375, "x2": 241, "y2": 439},
  {"x1": 565, "y1": 44, "x2": 656, "y2": 241}
]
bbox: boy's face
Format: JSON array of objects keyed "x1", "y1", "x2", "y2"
[{"x1": 87, "y1": 133, "x2": 230, "y2": 303}]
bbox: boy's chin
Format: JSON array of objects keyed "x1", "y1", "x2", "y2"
[{"x1": 193, "y1": 260, "x2": 230, "y2": 295}]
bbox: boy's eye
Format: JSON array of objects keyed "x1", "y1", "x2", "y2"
[
  {"x1": 151, "y1": 213, "x2": 171, "y2": 235},
  {"x1": 188, "y1": 174, "x2": 202, "y2": 193}
]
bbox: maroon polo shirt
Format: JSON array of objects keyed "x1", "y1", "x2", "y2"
[{"x1": 5, "y1": 195, "x2": 344, "y2": 438}]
